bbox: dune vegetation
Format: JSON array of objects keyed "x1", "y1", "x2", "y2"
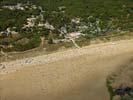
[{"x1": 0, "y1": 0, "x2": 132, "y2": 52}]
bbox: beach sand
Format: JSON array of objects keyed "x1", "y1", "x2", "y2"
[{"x1": 0, "y1": 39, "x2": 133, "y2": 100}]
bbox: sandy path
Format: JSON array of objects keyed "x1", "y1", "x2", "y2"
[{"x1": 0, "y1": 39, "x2": 133, "y2": 100}]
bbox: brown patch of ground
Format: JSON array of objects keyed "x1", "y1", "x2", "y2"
[{"x1": 0, "y1": 39, "x2": 133, "y2": 100}]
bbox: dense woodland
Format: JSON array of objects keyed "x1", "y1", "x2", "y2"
[{"x1": 0, "y1": 0, "x2": 133, "y2": 52}]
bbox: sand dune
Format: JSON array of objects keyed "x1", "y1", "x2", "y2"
[{"x1": 0, "y1": 39, "x2": 133, "y2": 100}]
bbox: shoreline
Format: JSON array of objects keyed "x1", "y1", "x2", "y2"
[
  {"x1": 0, "y1": 39, "x2": 133, "y2": 75},
  {"x1": 1, "y1": 32, "x2": 133, "y2": 63}
]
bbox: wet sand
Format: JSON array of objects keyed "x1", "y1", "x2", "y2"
[{"x1": 0, "y1": 39, "x2": 133, "y2": 100}]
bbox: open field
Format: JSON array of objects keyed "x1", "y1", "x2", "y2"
[{"x1": 0, "y1": 39, "x2": 133, "y2": 100}]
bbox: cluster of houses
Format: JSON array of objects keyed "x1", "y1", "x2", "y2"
[
  {"x1": 0, "y1": 3, "x2": 107, "y2": 52},
  {"x1": 22, "y1": 17, "x2": 55, "y2": 31},
  {"x1": 0, "y1": 28, "x2": 18, "y2": 37},
  {"x1": 22, "y1": 4, "x2": 55, "y2": 31},
  {"x1": 22, "y1": 16, "x2": 37, "y2": 28},
  {"x1": 1, "y1": 3, "x2": 84, "y2": 40},
  {"x1": 2, "y1": 3, "x2": 38, "y2": 11},
  {"x1": 2, "y1": 3, "x2": 25, "y2": 10}
]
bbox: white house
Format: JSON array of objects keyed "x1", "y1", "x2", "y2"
[
  {"x1": 67, "y1": 32, "x2": 82, "y2": 39},
  {"x1": 71, "y1": 18, "x2": 81, "y2": 24},
  {"x1": 23, "y1": 16, "x2": 36, "y2": 28},
  {"x1": 44, "y1": 21, "x2": 55, "y2": 30},
  {"x1": 38, "y1": 22, "x2": 45, "y2": 27}
]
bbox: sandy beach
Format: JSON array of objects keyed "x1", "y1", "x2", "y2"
[{"x1": 0, "y1": 39, "x2": 133, "y2": 100}]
